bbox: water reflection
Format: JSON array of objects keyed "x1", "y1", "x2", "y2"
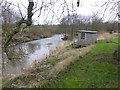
[
  {"x1": 28, "y1": 43, "x2": 40, "y2": 53},
  {"x1": 3, "y1": 34, "x2": 64, "y2": 77}
]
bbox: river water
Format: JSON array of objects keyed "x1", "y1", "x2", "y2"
[{"x1": 3, "y1": 34, "x2": 64, "y2": 77}]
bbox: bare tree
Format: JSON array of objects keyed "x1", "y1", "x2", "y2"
[
  {"x1": 91, "y1": 13, "x2": 103, "y2": 30},
  {"x1": 118, "y1": 1, "x2": 120, "y2": 18},
  {"x1": 60, "y1": 13, "x2": 80, "y2": 25},
  {"x1": 95, "y1": 0, "x2": 119, "y2": 21},
  {"x1": 1, "y1": 0, "x2": 80, "y2": 59},
  {"x1": 2, "y1": 0, "x2": 34, "y2": 56},
  {"x1": 99, "y1": 0, "x2": 120, "y2": 61},
  {"x1": 0, "y1": 0, "x2": 3, "y2": 6},
  {"x1": 1, "y1": 4, "x2": 20, "y2": 24}
]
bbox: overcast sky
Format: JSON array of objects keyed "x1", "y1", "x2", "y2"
[{"x1": 6, "y1": 0, "x2": 119, "y2": 24}]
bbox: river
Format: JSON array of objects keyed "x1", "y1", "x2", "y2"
[{"x1": 3, "y1": 34, "x2": 64, "y2": 78}]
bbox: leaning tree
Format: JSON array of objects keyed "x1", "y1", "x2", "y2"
[{"x1": 1, "y1": 0, "x2": 81, "y2": 59}]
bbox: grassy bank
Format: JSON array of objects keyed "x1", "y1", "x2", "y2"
[
  {"x1": 43, "y1": 37, "x2": 119, "y2": 88},
  {"x1": 2, "y1": 40, "x2": 93, "y2": 88},
  {"x1": 2, "y1": 36, "x2": 119, "y2": 88}
]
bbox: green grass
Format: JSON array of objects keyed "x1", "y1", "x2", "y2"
[
  {"x1": 44, "y1": 37, "x2": 119, "y2": 88},
  {"x1": 3, "y1": 37, "x2": 119, "y2": 88}
]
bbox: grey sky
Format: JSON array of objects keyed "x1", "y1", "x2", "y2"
[{"x1": 6, "y1": 0, "x2": 119, "y2": 24}]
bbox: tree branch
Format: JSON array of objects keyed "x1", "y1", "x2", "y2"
[{"x1": 3, "y1": 0, "x2": 34, "y2": 52}]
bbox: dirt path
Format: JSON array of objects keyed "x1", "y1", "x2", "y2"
[{"x1": 48, "y1": 45, "x2": 94, "y2": 77}]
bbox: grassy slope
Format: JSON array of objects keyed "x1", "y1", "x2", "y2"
[
  {"x1": 2, "y1": 40, "x2": 93, "y2": 88},
  {"x1": 3, "y1": 37, "x2": 119, "y2": 88},
  {"x1": 44, "y1": 37, "x2": 119, "y2": 88}
]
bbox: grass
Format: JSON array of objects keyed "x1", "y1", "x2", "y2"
[
  {"x1": 2, "y1": 37, "x2": 119, "y2": 88},
  {"x1": 43, "y1": 37, "x2": 119, "y2": 88}
]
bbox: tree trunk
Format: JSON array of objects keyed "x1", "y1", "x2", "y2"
[{"x1": 3, "y1": 1, "x2": 34, "y2": 52}]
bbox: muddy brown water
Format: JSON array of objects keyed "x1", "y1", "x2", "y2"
[{"x1": 2, "y1": 34, "x2": 64, "y2": 78}]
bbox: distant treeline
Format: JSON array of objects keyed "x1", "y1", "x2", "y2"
[
  {"x1": 2, "y1": 22, "x2": 118, "y2": 46},
  {"x1": 2, "y1": 22, "x2": 118, "y2": 37}
]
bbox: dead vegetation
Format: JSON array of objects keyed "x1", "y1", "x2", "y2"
[
  {"x1": 3, "y1": 39, "x2": 94, "y2": 88},
  {"x1": 48, "y1": 44, "x2": 94, "y2": 77},
  {"x1": 97, "y1": 32, "x2": 113, "y2": 42}
]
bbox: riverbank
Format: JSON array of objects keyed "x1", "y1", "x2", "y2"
[
  {"x1": 2, "y1": 34, "x2": 65, "y2": 79},
  {"x1": 2, "y1": 33, "x2": 118, "y2": 88},
  {"x1": 2, "y1": 38, "x2": 93, "y2": 88},
  {"x1": 2, "y1": 25, "x2": 60, "y2": 46}
]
